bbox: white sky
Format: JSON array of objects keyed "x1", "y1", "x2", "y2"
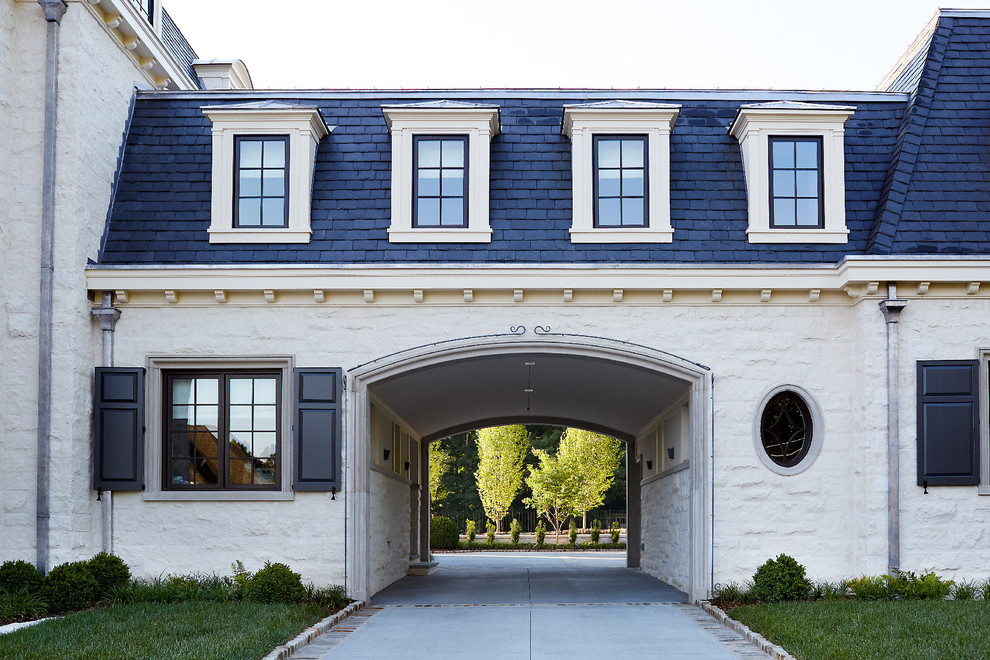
[{"x1": 163, "y1": 1, "x2": 990, "y2": 91}]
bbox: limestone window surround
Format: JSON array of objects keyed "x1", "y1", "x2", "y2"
[
  {"x1": 143, "y1": 355, "x2": 295, "y2": 501},
  {"x1": 202, "y1": 102, "x2": 330, "y2": 244},
  {"x1": 730, "y1": 101, "x2": 855, "y2": 244},
  {"x1": 562, "y1": 101, "x2": 680, "y2": 244},
  {"x1": 382, "y1": 101, "x2": 500, "y2": 243},
  {"x1": 752, "y1": 384, "x2": 824, "y2": 476}
]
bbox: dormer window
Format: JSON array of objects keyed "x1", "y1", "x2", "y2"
[
  {"x1": 383, "y1": 101, "x2": 499, "y2": 243},
  {"x1": 202, "y1": 102, "x2": 330, "y2": 244},
  {"x1": 730, "y1": 102, "x2": 854, "y2": 244},
  {"x1": 131, "y1": 0, "x2": 155, "y2": 24},
  {"x1": 562, "y1": 102, "x2": 679, "y2": 243}
]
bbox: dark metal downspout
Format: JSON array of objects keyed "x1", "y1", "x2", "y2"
[
  {"x1": 35, "y1": 0, "x2": 67, "y2": 574},
  {"x1": 880, "y1": 286, "x2": 907, "y2": 573}
]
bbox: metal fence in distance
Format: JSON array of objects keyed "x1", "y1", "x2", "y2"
[{"x1": 446, "y1": 509, "x2": 626, "y2": 534}]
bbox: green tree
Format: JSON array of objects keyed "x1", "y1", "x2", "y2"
[
  {"x1": 429, "y1": 443, "x2": 453, "y2": 505},
  {"x1": 524, "y1": 447, "x2": 579, "y2": 543},
  {"x1": 432, "y1": 432, "x2": 481, "y2": 518},
  {"x1": 474, "y1": 425, "x2": 529, "y2": 532},
  {"x1": 558, "y1": 428, "x2": 623, "y2": 528}
]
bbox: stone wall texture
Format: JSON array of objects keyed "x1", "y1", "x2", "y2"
[
  {"x1": 369, "y1": 468, "x2": 411, "y2": 595},
  {"x1": 641, "y1": 467, "x2": 691, "y2": 593}
]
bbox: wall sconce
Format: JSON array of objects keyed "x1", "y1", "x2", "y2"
[
  {"x1": 383, "y1": 449, "x2": 391, "y2": 461},
  {"x1": 667, "y1": 447, "x2": 675, "y2": 460},
  {"x1": 404, "y1": 461, "x2": 410, "y2": 472},
  {"x1": 645, "y1": 460, "x2": 653, "y2": 470}
]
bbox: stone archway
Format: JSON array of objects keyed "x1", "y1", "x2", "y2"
[{"x1": 345, "y1": 332, "x2": 712, "y2": 603}]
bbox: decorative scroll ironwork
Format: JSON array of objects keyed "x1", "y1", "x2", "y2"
[
  {"x1": 760, "y1": 391, "x2": 813, "y2": 468},
  {"x1": 509, "y1": 326, "x2": 526, "y2": 335},
  {"x1": 534, "y1": 325, "x2": 552, "y2": 335}
]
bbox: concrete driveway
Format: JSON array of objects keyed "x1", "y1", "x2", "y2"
[{"x1": 293, "y1": 552, "x2": 766, "y2": 659}]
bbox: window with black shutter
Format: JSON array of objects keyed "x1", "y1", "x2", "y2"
[
  {"x1": 917, "y1": 360, "x2": 980, "y2": 486},
  {"x1": 293, "y1": 368, "x2": 342, "y2": 491}
]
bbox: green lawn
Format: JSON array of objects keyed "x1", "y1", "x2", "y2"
[
  {"x1": 0, "y1": 601, "x2": 328, "y2": 660},
  {"x1": 730, "y1": 600, "x2": 990, "y2": 660}
]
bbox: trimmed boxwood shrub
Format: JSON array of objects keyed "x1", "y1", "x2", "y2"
[
  {"x1": 750, "y1": 554, "x2": 810, "y2": 603},
  {"x1": 0, "y1": 559, "x2": 44, "y2": 596},
  {"x1": 245, "y1": 562, "x2": 305, "y2": 604},
  {"x1": 430, "y1": 516, "x2": 458, "y2": 549},
  {"x1": 42, "y1": 561, "x2": 99, "y2": 612},
  {"x1": 87, "y1": 552, "x2": 130, "y2": 598}
]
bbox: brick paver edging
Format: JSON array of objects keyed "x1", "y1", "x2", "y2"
[
  {"x1": 260, "y1": 600, "x2": 366, "y2": 660},
  {"x1": 433, "y1": 546, "x2": 626, "y2": 553},
  {"x1": 699, "y1": 601, "x2": 797, "y2": 660}
]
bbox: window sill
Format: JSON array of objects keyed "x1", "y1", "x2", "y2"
[
  {"x1": 569, "y1": 228, "x2": 673, "y2": 244},
  {"x1": 142, "y1": 490, "x2": 295, "y2": 502},
  {"x1": 746, "y1": 229, "x2": 849, "y2": 244},
  {"x1": 208, "y1": 228, "x2": 312, "y2": 244},
  {"x1": 387, "y1": 228, "x2": 492, "y2": 243}
]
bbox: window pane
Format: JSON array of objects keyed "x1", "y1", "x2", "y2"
[
  {"x1": 773, "y1": 198, "x2": 796, "y2": 226},
  {"x1": 194, "y1": 431, "x2": 219, "y2": 459},
  {"x1": 440, "y1": 198, "x2": 464, "y2": 226},
  {"x1": 196, "y1": 460, "x2": 219, "y2": 485},
  {"x1": 772, "y1": 140, "x2": 794, "y2": 168},
  {"x1": 773, "y1": 170, "x2": 795, "y2": 197},
  {"x1": 262, "y1": 170, "x2": 284, "y2": 197},
  {"x1": 229, "y1": 459, "x2": 252, "y2": 485},
  {"x1": 239, "y1": 140, "x2": 262, "y2": 168},
  {"x1": 622, "y1": 169, "x2": 644, "y2": 197},
  {"x1": 196, "y1": 405, "x2": 218, "y2": 432},
  {"x1": 255, "y1": 379, "x2": 276, "y2": 405},
  {"x1": 622, "y1": 198, "x2": 645, "y2": 226},
  {"x1": 796, "y1": 141, "x2": 818, "y2": 168},
  {"x1": 796, "y1": 170, "x2": 818, "y2": 198},
  {"x1": 172, "y1": 378, "x2": 193, "y2": 406},
  {"x1": 196, "y1": 379, "x2": 218, "y2": 404},
  {"x1": 598, "y1": 198, "x2": 621, "y2": 226},
  {"x1": 254, "y1": 406, "x2": 277, "y2": 432},
  {"x1": 171, "y1": 404, "x2": 191, "y2": 423},
  {"x1": 171, "y1": 460, "x2": 193, "y2": 485},
  {"x1": 417, "y1": 169, "x2": 440, "y2": 197},
  {"x1": 621, "y1": 139, "x2": 644, "y2": 167},
  {"x1": 441, "y1": 139, "x2": 464, "y2": 167},
  {"x1": 239, "y1": 169, "x2": 261, "y2": 197},
  {"x1": 797, "y1": 198, "x2": 820, "y2": 226},
  {"x1": 229, "y1": 379, "x2": 252, "y2": 405},
  {"x1": 417, "y1": 198, "x2": 440, "y2": 226},
  {"x1": 597, "y1": 140, "x2": 621, "y2": 168},
  {"x1": 418, "y1": 140, "x2": 441, "y2": 168},
  {"x1": 238, "y1": 198, "x2": 261, "y2": 226},
  {"x1": 230, "y1": 405, "x2": 252, "y2": 432},
  {"x1": 598, "y1": 169, "x2": 620, "y2": 197},
  {"x1": 262, "y1": 198, "x2": 285, "y2": 226},
  {"x1": 262, "y1": 140, "x2": 285, "y2": 168},
  {"x1": 441, "y1": 169, "x2": 464, "y2": 197},
  {"x1": 229, "y1": 433, "x2": 251, "y2": 458},
  {"x1": 171, "y1": 432, "x2": 192, "y2": 457},
  {"x1": 254, "y1": 432, "x2": 277, "y2": 458},
  {"x1": 253, "y1": 463, "x2": 276, "y2": 486}
]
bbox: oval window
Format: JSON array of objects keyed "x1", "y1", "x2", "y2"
[{"x1": 759, "y1": 391, "x2": 814, "y2": 468}]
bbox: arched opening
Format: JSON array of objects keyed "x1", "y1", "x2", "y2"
[{"x1": 345, "y1": 334, "x2": 712, "y2": 603}]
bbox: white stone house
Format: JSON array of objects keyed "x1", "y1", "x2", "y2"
[{"x1": 5, "y1": 5, "x2": 990, "y2": 604}]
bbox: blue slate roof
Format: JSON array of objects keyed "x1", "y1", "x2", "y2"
[{"x1": 97, "y1": 12, "x2": 990, "y2": 266}]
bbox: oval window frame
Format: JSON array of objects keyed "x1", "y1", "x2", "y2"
[{"x1": 752, "y1": 384, "x2": 824, "y2": 476}]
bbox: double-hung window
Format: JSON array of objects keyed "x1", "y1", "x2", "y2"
[
  {"x1": 165, "y1": 371, "x2": 281, "y2": 490},
  {"x1": 413, "y1": 136, "x2": 467, "y2": 228},
  {"x1": 234, "y1": 136, "x2": 288, "y2": 228},
  {"x1": 594, "y1": 135, "x2": 648, "y2": 228},
  {"x1": 769, "y1": 137, "x2": 823, "y2": 229}
]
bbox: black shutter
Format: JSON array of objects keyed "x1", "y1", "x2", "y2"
[
  {"x1": 293, "y1": 368, "x2": 342, "y2": 491},
  {"x1": 917, "y1": 360, "x2": 980, "y2": 486},
  {"x1": 93, "y1": 367, "x2": 145, "y2": 490}
]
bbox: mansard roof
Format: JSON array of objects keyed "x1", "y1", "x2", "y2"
[{"x1": 98, "y1": 11, "x2": 990, "y2": 266}]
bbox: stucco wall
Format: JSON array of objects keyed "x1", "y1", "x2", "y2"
[
  {"x1": 369, "y1": 468, "x2": 411, "y2": 595},
  {"x1": 640, "y1": 467, "x2": 691, "y2": 593}
]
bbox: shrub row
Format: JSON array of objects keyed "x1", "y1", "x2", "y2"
[
  {"x1": 713, "y1": 554, "x2": 975, "y2": 606},
  {"x1": 0, "y1": 555, "x2": 349, "y2": 623}
]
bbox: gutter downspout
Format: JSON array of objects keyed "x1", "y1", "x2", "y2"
[
  {"x1": 35, "y1": 0, "x2": 67, "y2": 574},
  {"x1": 92, "y1": 293, "x2": 121, "y2": 553},
  {"x1": 879, "y1": 284, "x2": 907, "y2": 573}
]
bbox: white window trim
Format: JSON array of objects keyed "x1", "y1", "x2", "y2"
[
  {"x1": 382, "y1": 104, "x2": 499, "y2": 243},
  {"x1": 752, "y1": 383, "x2": 824, "y2": 476},
  {"x1": 978, "y1": 348, "x2": 990, "y2": 495},
  {"x1": 562, "y1": 103, "x2": 679, "y2": 244},
  {"x1": 143, "y1": 355, "x2": 295, "y2": 501},
  {"x1": 202, "y1": 105, "x2": 330, "y2": 244},
  {"x1": 729, "y1": 103, "x2": 855, "y2": 244}
]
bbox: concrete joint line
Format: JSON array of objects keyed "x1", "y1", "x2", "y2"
[
  {"x1": 260, "y1": 600, "x2": 367, "y2": 660},
  {"x1": 700, "y1": 601, "x2": 796, "y2": 660}
]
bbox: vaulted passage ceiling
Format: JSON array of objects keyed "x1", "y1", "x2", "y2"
[{"x1": 370, "y1": 352, "x2": 689, "y2": 442}]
